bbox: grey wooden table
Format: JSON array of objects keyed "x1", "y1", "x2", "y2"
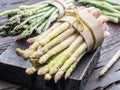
[{"x1": 0, "y1": 0, "x2": 120, "y2": 90}]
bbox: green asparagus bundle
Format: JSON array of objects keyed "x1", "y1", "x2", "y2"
[
  {"x1": 0, "y1": 0, "x2": 74, "y2": 38},
  {"x1": 77, "y1": 0, "x2": 120, "y2": 23},
  {"x1": 16, "y1": 7, "x2": 105, "y2": 82}
]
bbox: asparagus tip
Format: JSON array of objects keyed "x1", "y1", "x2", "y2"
[
  {"x1": 16, "y1": 48, "x2": 33, "y2": 60},
  {"x1": 54, "y1": 76, "x2": 60, "y2": 83},
  {"x1": 37, "y1": 69, "x2": 43, "y2": 75},
  {"x1": 30, "y1": 58, "x2": 38, "y2": 62},
  {"x1": 25, "y1": 67, "x2": 36, "y2": 75},
  {"x1": 16, "y1": 48, "x2": 24, "y2": 57},
  {"x1": 99, "y1": 71, "x2": 105, "y2": 77},
  {"x1": 39, "y1": 55, "x2": 48, "y2": 64},
  {"x1": 65, "y1": 71, "x2": 71, "y2": 79},
  {"x1": 44, "y1": 73, "x2": 52, "y2": 80},
  {"x1": 30, "y1": 51, "x2": 43, "y2": 59},
  {"x1": 54, "y1": 71, "x2": 64, "y2": 83}
]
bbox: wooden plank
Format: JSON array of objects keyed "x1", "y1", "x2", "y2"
[
  {"x1": 0, "y1": 36, "x2": 18, "y2": 54},
  {"x1": 0, "y1": 0, "x2": 101, "y2": 89},
  {"x1": 109, "y1": 84, "x2": 120, "y2": 90},
  {"x1": 0, "y1": 0, "x2": 40, "y2": 12},
  {"x1": 0, "y1": 39, "x2": 100, "y2": 90},
  {"x1": 85, "y1": 23, "x2": 120, "y2": 90},
  {"x1": 0, "y1": 81, "x2": 19, "y2": 89},
  {"x1": 0, "y1": 80, "x2": 32, "y2": 90}
]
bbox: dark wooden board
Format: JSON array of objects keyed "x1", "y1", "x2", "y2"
[
  {"x1": 0, "y1": 0, "x2": 101, "y2": 89},
  {"x1": 85, "y1": 23, "x2": 120, "y2": 90},
  {"x1": 0, "y1": 38, "x2": 101, "y2": 90}
]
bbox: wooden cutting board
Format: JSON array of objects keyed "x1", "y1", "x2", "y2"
[
  {"x1": 0, "y1": 0, "x2": 101, "y2": 90},
  {"x1": 0, "y1": 38, "x2": 101, "y2": 90}
]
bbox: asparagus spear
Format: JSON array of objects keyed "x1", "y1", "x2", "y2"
[
  {"x1": 2, "y1": 3, "x2": 42, "y2": 17},
  {"x1": 0, "y1": 20, "x2": 21, "y2": 36},
  {"x1": 54, "y1": 42, "x2": 87, "y2": 82},
  {"x1": 37, "y1": 51, "x2": 64, "y2": 75},
  {"x1": 40, "y1": 9, "x2": 59, "y2": 33},
  {"x1": 78, "y1": 0, "x2": 120, "y2": 23},
  {"x1": 30, "y1": 28, "x2": 75, "y2": 59},
  {"x1": 28, "y1": 23, "x2": 61, "y2": 44},
  {"x1": 104, "y1": 15, "x2": 119, "y2": 23},
  {"x1": 26, "y1": 60, "x2": 41, "y2": 75},
  {"x1": 40, "y1": 22, "x2": 70, "y2": 46},
  {"x1": 38, "y1": 43, "x2": 70, "y2": 76},
  {"x1": 95, "y1": 0, "x2": 120, "y2": 10},
  {"x1": 102, "y1": 10, "x2": 120, "y2": 19},
  {"x1": 0, "y1": 9, "x2": 20, "y2": 17},
  {"x1": 36, "y1": 19, "x2": 48, "y2": 34},
  {"x1": 105, "y1": 0, "x2": 120, "y2": 6},
  {"x1": 20, "y1": 7, "x2": 56, "y2": 39},
  {"x1": 19, "y1": 2, "x2": 48, "y2": 10},
  {"x1": 113, "y1": 6, "x2": 120, "y2": 11},
  {"x1": 43, "y1": 48, "x2": 68, "y2": 80},
  {"x1": 25, "y1": 67, "x2": 37, "y2": 75},
  {"x1": 38, "y1": 65, "x2": 50, "y2": 75},
  {"x1": 18, "y1": 3, "x2": 49, "y2": 15},
  {"x1": 31, "y1": 49, "x2": 64, "y2": 75},
  {"x1": 45, "y1": 35, "x2": 83, "y2": 80},
  {"x1": 65, "y1": 52, "x2": 86, "y2": 79},
  {"x1": 0, "y1": 0, "x2": 74, "y2": 37},
  {"x1": 0, "y1": 31, "x2": 7, "y2": 36},
  {"x1": 0, "y1": 4, "x2": 50, "y2": 35},
  {"x1": 44, "y1": 73, "x2": 52, "y2": 80},
  {"x1": 99, "y1": 50, "x2": 120, "y2": 76},
  {"x1": 0, "y1": 4, "x2": 37, "y2": 17},
  {"x1": 39, "y1": 33, "x2": 78, "y2": 64},
  {"x1": 79, "y1": 0, "x2": 120, "y2": 13},
  {"x1": 13, "y1": 12, "x2": 46, "y2": 31},
  {"x1": 14, "y1": 6, "x2": 52, "y2": 30},
  {"x1": 16, "y1": 23, "x2": 61, "y2": 59},
  {"x1": 26, "y1": 57, "x2": 42, "y2": 75},
  {"x1": 7, "y1": 3, "x2": 49, "y2": 21}
]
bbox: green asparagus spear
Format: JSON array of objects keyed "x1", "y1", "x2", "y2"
[
  {"x1": 0, "y1": 9, "x2": 20, "y2": 17},
  {"x1": 20, "y1": 7, "x2": 56, "y2": 39},
  {"x1": 42, "y1": 9, "x2": 59, "y2": 32},
  {"x1": 105, "y1": 0, "x2": 120, "y2": 6},
  {"x1": 102, "y1": 10, "x2": 120, "y2": 19},
  {"x1": 79, "y1": 0, "x2": 120, "y2": 13}
]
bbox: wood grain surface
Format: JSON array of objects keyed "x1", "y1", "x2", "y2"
[
  {"x1": 0, "y1": 0, "x2": 40, "y2": 90},
  {"x1": 0, "y1": 0, "x2": 120, "y2": 90},
  {"x1": 85, "y1": 23, "x2": 120, "y2": 90}
]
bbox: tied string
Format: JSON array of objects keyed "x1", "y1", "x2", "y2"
[
  {"x1": 73, "y1": 8, "x2": 84, "y2": 32},
  {"x1": 58, "y1": 8, "x2": 104, "y2": 51},
  {"x1": 64, "y1": 8, "x2": 85, "y2": 32}
]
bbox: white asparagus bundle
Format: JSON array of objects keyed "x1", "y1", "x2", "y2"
[{"x1": 16, "y1": 7, "x2": 109, "y2": 82}]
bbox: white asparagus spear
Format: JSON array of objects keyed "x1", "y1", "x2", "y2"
[{"x1": 99, "y1": 50, "x2": 120, "y2": 76}]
